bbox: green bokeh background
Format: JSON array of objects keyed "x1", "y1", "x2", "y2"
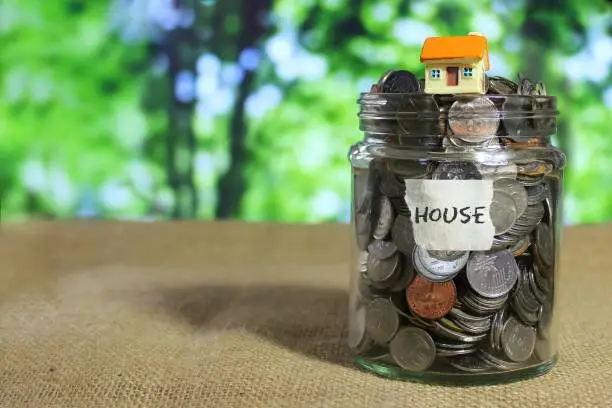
[{"x1": 1, "y1": 0, "x2": 610, "y2": 224}]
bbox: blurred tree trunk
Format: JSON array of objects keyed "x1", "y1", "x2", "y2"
[
  {"x1": 521, "y1": 0, "x2": 583, "y2": 156},
  {"x1": 215, "y1": 0, "x2": 273, "y2": 219},
  {"x1": 165, "y1": 1, "x2": 200, "y2": 219}
]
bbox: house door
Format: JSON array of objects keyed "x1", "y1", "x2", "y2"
[{"x1": 446, "y1": 67, "x2": 459, "y2": 86}]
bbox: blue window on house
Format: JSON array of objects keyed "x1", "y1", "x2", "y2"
[
  {"x1": 431, "y1": 69, "x2": 441, "y2": 79},
  {"x1": 463, "y1": 67, "x2": 473, "y2": 78}
]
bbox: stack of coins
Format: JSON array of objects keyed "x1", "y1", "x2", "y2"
[{"x1": 350, "y1": 70, "x2": 558, "y2": 374}]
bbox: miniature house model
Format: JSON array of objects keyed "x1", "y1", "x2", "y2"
[{"x1": 420, "y1": 33, "x2": 490, "y2": 95}]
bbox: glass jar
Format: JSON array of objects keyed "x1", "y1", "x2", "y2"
[{"x1": 347, "y1": 92, "x2": 565, "y2": 384}]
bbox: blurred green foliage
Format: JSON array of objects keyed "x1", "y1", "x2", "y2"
[{"x1": 0, "y1": 0, "x2": 610, "y2": 224}]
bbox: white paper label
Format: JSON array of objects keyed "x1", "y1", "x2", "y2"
[{"x1": 403, "y1": 179, "x2": 495, "y2": 251}]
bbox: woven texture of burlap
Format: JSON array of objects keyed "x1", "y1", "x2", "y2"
[{"x1": 1, "y1": 221, "x2": 611, "y2": 408}]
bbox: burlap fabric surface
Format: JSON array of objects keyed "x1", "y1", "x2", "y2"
[{"x1": 1, "y1": 221, "x2": 611, "y2": 408}]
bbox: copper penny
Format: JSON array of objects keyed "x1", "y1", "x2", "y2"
[{"x1": 406, "y1": 275, "x2": 456, "y2": 320}]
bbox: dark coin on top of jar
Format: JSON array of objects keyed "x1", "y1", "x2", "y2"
[
  {"x1": 487, "y1": 76, "x2": 519, "y2": 95},
  {"x1": 378, "y1": 70, "x2": 422, "y2": 94},
  {"x1": 517, "y1": 75, "x2": 535, "y2": 96}
]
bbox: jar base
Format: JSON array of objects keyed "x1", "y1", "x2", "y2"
[{"x1": 353, "y1": 354, "x2": 558, "y2": 385}]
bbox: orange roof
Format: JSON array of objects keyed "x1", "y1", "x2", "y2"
[{"x1": 420, "y1": 35, "x2": 490, "y2": 70}]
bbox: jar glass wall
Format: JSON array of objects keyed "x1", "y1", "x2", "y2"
[{"x1": 347, "y1": 93, "x2": 565, "y2": 384}]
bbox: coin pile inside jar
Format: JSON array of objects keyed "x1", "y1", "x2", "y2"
[{"x1": 349, "y1": 70, "x2": 557, "y2": 374}]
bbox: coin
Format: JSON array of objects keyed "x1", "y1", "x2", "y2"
[
  {"x1": 466, "y1": 251, "x2": 519, "y2": 298},
  {"x1": 378, "y1": 70, "x2": 421, "y2": 93},
  {"x1": 437, "y1": 347, "x2": 477, "y2": 358},
  {"x1": 487, "y1": 76, "x2": 519, "y2": 95},
  {"x1": 391, "y1": 215, "x2": 415, "y2": 255},
  {"x1": 517, "y1": 76, "x2": 535, "y2": 96},
  {"x1": 500, "y1": 315, "x2": 536, "y2": 362},
  {"x1": 525, "y1": 183, "x2": 547, "y2": 205},
  {"x1": 406, "y1": 275, "x2": 457, "y2": 319},
  {"x1": 348, "y1": 305, "x2": 368, "y2": 349},
  {"x1": 416, "y1": 246, "x2": 469, "y2": 279},
  {"x1": 490, "y1": 190, "x2": 517, "y2": 235},
  {"x1": 368, "y1": 239, "x2": 398, "y2": 260},
  {"x1": 432, "y1": 162, "x2": 482, "y2": 180},
  {"x1": 449, "y1": 354, "x2": 492, "y2": 373},
  {"x1": 448, "y1": 97, "x2": 500, "y2": 143},
  {"x1": 366, "y1": 251, "x2": 400, "y2": 284},
  {"x1": 427, "y1": 250, "x2": 467, "y2": 261},
  {"x1": 365, "y1": 298, "x2": 400, "y2": 344},
  {"x1": 509, "y1": 237, "x2": 530, "y2": 257},
  {"x1": 358, "y1": 275, "x2": 387, "y2": 300},
  {"x1": 373, "y1": 195, "x2": 394, "y2": 240},
  {"x1": 390, "y1": 258, "x2": 416, "y2": 292},
  {"x1": 494, "y1": 178, "x2": 528, "y2": 217},
  {"x1": 535, "y1": 222, "x2": 554, "y2": 267},
  {"x1": 357, "y1": 250, "x2": 369, "y2": 273},
  {"x1": 432, "y1": 321, "x2": 488, "y2": 343},
  {"x1": 389, "y1": 327, "x2": 436, "y2": 371}
]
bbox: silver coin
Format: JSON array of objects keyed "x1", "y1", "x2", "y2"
[
  {"x1": 427, "y1": 250, "x2": 467, "y2": 261},
  {"x1": 437, "y1": 347, "x2": 477, "y2": 358},
  {"x1": 348, "y1": 305, "x2": 368, "y2": 349},
  {"x1": 432, "y1": 162, "x2": 482, "y2": 180},
  {"x1": 449, "y1": 354, "x2": 492, "y2": 373},
  {"x1": 537, "y1": 300, "x2": 553, "y2": 340},
  {"x1": 500, "y1": 315, "x2": 536, "y2": 362},
  {"x1": 535, "y1": 222, "x2": 554, "y2": 267},
  {"x1": 435, "y1": 340, "x2": 476, "y2": 350},
  {"x1": 365, "y1": 298, "x2": 400, "y2": 344},
  {"x1": 494, "y1": 178, "x2": 528, "y2": 217},
  {"x1": 466, "y1": 251, "x2": 519, "y2": 298},
  {"x1": 525, "y1": 183, "x2": 547, "y2": 205},
  {"x1": 357, "y1": 250, "x2": 369, "y2": 273},
  {"x1": 432, "y1": 321, "x2": 488, "y2": 343},
  {"x1": 389, "y1": 327, "x2": 436, "y2": 371},
  {"x1": 478, "y1": 350, "x2": 523, "y2": 370},
  {"x1": 366, "y1": 252, "x2": 400, "y2": 283},
  {"x1": 389, "y1": 261, "x2": 415, "y2": 292},
  {"x1": 358, "y1": 275, "x2": 387, "y2": 300},
  {"x1": 448, "y1": 97, "x2": 500, "y2": 143},
  {"x1": 378, "y1": 70, "x2": 421, "y2": 93},
  {"x1": 391, "y1": 215, "x2": 415, "y2": 255},
  {"x1": 367, "y1": 239, "x2": 398, "y2": 260},
  {"x1": 417, "y1": 246, "x2": 469, "y2": 277},
  {"x1": 412, "y1": 248, "x2": 451, "y2": 282},
  {"x1": 449, "y1": 316, "x2": 491, "y2": 335},
  {"x1": 490, "y1": 190, "x2": 517, "y2": 235},
  {"x1": 373, "y1": 195, "x2": 394, "y2": 240}
]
